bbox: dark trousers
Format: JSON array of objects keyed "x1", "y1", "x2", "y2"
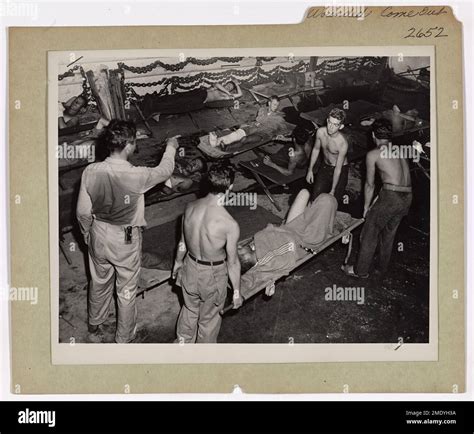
[
  {"x1": 311, "y1": 162, "x2": 349, "y2": 205},
  {"x1": 356, "y1": 189, "x2": 412, "y2": 276}
]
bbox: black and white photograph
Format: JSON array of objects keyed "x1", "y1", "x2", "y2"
[{"x1": 49, "y1": 47, "x2": 436, "y2": 363}]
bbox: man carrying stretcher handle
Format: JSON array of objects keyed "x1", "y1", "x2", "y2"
[
  {"x1": 172, "y1": 165, "x2": 243, "y2": 344},
  {"x1": 342, "y1": 118, "x2": 412, "y2": 278}
]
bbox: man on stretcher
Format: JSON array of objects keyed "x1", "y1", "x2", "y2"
[
  {"x1": 208, "y1": 95, "x2": 287, "y2": 148},
  {"x1": 142, "y1": 79, "x2": 243, "y2": 121},
  {"x1": 237, "y1": 189, "x2": 337, "y2": 296}
]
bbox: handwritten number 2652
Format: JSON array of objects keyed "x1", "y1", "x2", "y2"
[{"x1": 404, "y1": 27, "x2": 448, "y2": 38}]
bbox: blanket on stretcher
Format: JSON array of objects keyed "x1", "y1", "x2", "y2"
[{"x1": 240, "y1": 196, "x2": 354, "y2": 299}]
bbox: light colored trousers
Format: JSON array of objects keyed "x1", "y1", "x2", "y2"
[
  {"x1": 88, "y1": 219, "x2": 141, "y2": 343},
  {"x1": 176, "y1": 255, "x2": 228, "y2": 343}
]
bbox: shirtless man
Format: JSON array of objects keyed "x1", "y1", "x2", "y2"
[
  {"x1": 342, "y1": 118, "x2": 412, "y2": 278},
  {"x1": 144, "y1": 80, "x2": 242, "y2": 121},
  {"x1": 173, "y1": 164, "x2": 243, "y2": 343},
  {"x1": 204, "y1": 79, "x2": 243, "y2": 103},
  {"x1": 306, "y1": 108, "x2": 349, "y2": 204}
]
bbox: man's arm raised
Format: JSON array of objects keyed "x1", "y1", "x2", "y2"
[
  {"x1": 225, "y1": 219, "x2": 242, "y2": 309},
  {"x1": 141, "y1": 136, "x2": 179, "y2": 193}
]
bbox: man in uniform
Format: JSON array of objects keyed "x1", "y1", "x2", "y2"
[
  {"x1": 172, "y1": 165, "x2": 243, "y2": 343},
  {"x1": 77, "y1": 119, "x2": 179, "y2": 343}
]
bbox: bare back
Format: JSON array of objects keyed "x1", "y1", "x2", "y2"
[
  {"x1": 374, "y1": 145, "x2": 411, "y2": 186},
  {"x1": 318, "y1": 127, "x2": 348, "y2": 166},
  {"x1": 183, "y1": 197, "x2": 237, "y2": 261}
]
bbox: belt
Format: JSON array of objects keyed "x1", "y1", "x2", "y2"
[
  {"x1": 322, "y1": 162, "x2": 348, "y2": 169},
  {"x1": 188, "y1": 253, "x2": 225, "y2": 266},
  {"x1": 382, "y1": 183, "x2": 412, "y2": 193}
]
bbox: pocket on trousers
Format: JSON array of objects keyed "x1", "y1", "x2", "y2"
[{"x1": 89, "y1": 229, "x2": 105, "y2": 259}]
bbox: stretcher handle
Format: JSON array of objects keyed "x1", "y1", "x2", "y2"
[
  {"x1": 220, "y1": 290, "x2": 247, "y2": 315},
  {"x1": 220, "y1": 303, "x2": 235, "y2": 316}
]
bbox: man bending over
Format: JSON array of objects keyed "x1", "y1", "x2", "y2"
[{"x1": 306, "y1": 108, "x2": 349, "y2": 205}]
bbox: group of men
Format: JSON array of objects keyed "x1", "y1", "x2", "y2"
[{"x1": 76, "y1": 97, "x2": 412, "y2": 344}]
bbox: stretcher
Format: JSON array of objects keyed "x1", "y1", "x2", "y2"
[
  {"x1": 301, "y1": 99, "x2": 430, "y2": 139},
  {"x1": 239, "y1": 158, "x2": 306, "y2": 212},
  {"x1": 137, "y1": 268, "x2": 171, "y2": 297},
  {"x1": 221, "y1": 212, "x2": 364, "y2": 313},
  {"x1": 197, "y1": 122, "x2": 295, "y2": 159},
  {"x1": 249, "y1": 81, "x2": 328, "y2": 109}
]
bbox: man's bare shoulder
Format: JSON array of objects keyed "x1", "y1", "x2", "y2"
[
  {"x1": 316, "y1": 126, "x2": 327, "y2": 137},
  {"x1": 219, "y1": 206, "x2": 238, "y2": 224},
  {"x1": 183, "y1": 199, "x2": 203, "y2": 217},
  {"x1": 223, "y1": 214, "x2": 240, "y2": 238},
  {"x1": 367, "y1": 147, "x2": 381, "y2": 161},
  {"x1": 215, "y1": 207, "x2": 238, "y2": 230}
]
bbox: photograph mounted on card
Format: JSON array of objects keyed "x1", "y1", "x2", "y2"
[{"x1": 8, "y1": 5, "x2": 464, "y2": 393}]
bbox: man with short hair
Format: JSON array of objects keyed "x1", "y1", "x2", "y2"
[
  {"x1": 262, "y1": 125, "x2": 313, "y2": 176},
  {"x1": 173, "y1": 164, "x2": 243, "y2": 343},
  {"x1": 76, "y1": 119, "x2": 179, "y2": 343},
  {"x1": 306, "y1": 108, "x2": 349, "y2": 204},
  {"x1": 58, "y1": 94, "x2": 88, "y2": 129},
  {"x1": 342, "y1": 118, "x2": 412, "y2": 278}
]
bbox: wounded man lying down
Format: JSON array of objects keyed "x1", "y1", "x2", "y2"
[
  {"x1": 238, "y1": 190, "x2": 337, "y2": 296},
  {"x1": 208, "y1": 95, "x2": 288, "y2": 149}
]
